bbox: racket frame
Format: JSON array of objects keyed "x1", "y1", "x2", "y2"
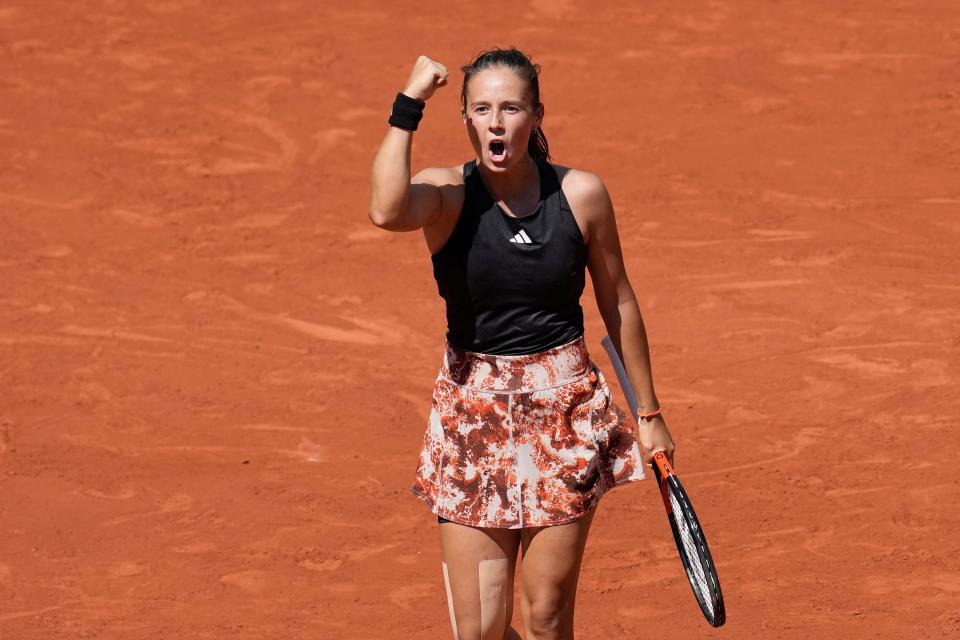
[
  {"x1": 599, "y1": 335, "x2": 726, "y2": 628},
  {"x1": 651, "y1": 451, "x2": 726, "y2": 627}
]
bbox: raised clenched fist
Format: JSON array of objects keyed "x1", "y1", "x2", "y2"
[{"x1": 402, "y1": 55, "x2": 448, "y2": 102}]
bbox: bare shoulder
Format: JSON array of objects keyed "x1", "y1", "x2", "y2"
[
  {"x1": 558, "y1": 167, "x2": 611, "y2": 207},
  {"x1": 555, "y1": 166, "x2": 615, "y2": 244}
]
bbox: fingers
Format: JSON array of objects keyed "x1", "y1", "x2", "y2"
[
  {"x1": 430, "y1": 60, "x2": 449, "y2": 88},
  {"x1": 419, "y1": 54, "x2": 447, "y2": 71},
  {"x1": 653, "y1": 442, "x2": 676, "y2": 469},
  {"x1": 427, "y1": 56, "x2": 449, "y2": 76},
  {"x1": 643, "y1": 445, "x2": 676, "y2": 472},
  {"x1": 637, "y1": 417, "x2": 676, "y2": 468},
  {"x1": 403, "y1": 55, "x2": 449, "y2": 102}
]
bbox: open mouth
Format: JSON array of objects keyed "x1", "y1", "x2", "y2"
[{"x1": 489, "y1": 140, "x2": 506, "y2": 161}]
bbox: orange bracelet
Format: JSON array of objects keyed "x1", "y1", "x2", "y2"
[{"x1": 638, "y1": 408, "x2": 662, "y2": 422}]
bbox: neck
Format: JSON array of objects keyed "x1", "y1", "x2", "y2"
[{"x1": 476, "y1": 155, "x2": 539, "y2": 203}]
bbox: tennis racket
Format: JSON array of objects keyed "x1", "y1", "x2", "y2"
[{"x1": 600, "y1": 336, "x2": 726, "y2": 627}]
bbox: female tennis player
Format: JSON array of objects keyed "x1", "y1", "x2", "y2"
[{"x1": 369, "y1": 47, "x2": 675, "y2": 640}]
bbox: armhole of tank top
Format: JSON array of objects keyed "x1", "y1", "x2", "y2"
[
  {"x1": 430, "y1": 161, "x2": 473, "y2": 259},
  {"x1": 552, "y1": 163, "x2": 571, "y2": 183},
  {"x1": 549, "y1": 163, "x2": 586, "y2": 246}
]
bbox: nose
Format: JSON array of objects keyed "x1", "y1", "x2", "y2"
[{"x1": 489, "y1": 109, "x2": 504, "y2": 130}]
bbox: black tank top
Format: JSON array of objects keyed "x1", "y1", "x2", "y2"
[{"x1": 431, "y1": 156, "x2": 588, "y2": 355}]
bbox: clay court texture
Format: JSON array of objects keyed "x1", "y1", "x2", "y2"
[{"x1": 1, "y1": 1, "x2": 958, "y2": 638}]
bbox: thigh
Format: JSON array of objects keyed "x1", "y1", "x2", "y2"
[
  {"x1": 519, "y1": 507, "x2": 597, "y2": 627},
  {"x1": 440, "y1": 521, "x2": 521, "y2": 639}
]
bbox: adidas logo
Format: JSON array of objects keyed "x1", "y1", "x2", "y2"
[{"x1": 509, "y1": 228, "x2": 534, "y2": 244}]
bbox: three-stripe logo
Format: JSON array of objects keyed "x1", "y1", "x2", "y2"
[{"x1": 509, "y1": 228, "x2": 534, "y2": 244}]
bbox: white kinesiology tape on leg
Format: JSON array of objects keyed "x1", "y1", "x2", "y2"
[
  {"x1": 441, "y1": 561, "x2": 460, "y2": 640},
  {"x1": 478, "y1": 558, "x2": 509, "y2": 639}
]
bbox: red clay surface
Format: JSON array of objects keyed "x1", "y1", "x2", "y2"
[{"x1": 2, "y1": 1, "x2": 959, "y2": 638}]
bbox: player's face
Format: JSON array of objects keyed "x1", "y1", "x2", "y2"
[{"x1": 462, "y1": 67, "x2": 544, "y2": 172}]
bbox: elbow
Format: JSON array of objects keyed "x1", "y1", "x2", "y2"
[
  {"x1": 368, "y1": 194, "x2": 405, "y2": 229},
  {"x1": 368, "y1": 208, "x2": 399, "y2": 229},
  {"x1": 368, "y1": 209, "x2": 388, "y2": 228},
  {"x1": 369, "y1": 213, "x2": 405, "y2": 231},
  {"x1": 369, "y1": 185, "x2": 410, "y2": 229}
]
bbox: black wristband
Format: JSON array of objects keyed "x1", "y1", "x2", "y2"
[{"x1": 388, "y1": 92, "x2": 425, "y2": 131}]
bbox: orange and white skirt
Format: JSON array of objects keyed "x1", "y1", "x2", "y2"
[{"x1": 410, "y1": 335, "x2": 646, "y2": 529}]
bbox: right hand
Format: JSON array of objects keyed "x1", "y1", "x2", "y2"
[
  {"x1": 402, "y1": 55, "x2": 448, "y2": 102},
  {"x1": 637, "y1": 414, "x2": 676, "y2": 468}
]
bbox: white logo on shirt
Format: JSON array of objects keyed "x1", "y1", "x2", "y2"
[{"x1": 508, "y1": 228, "x2": 533, "y2": 244}]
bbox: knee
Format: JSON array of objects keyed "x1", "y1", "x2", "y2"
[{"x1": 525, "y1": 597, "x2": 571, "y2": 637}]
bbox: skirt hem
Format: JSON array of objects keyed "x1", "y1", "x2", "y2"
[{"x1": 410, "y1": 473, "x2": 646, "y2": 529}]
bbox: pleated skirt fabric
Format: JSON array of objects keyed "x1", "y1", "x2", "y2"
[{"x1": 410, "y1": 335, "x2": 646, "y2": 529}]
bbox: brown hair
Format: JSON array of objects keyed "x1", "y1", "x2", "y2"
[{"x1": 460, "y1": 47, "x2": 550, "y2": 162}]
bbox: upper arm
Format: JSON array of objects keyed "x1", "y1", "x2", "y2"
[
  {"x1": 377, "y1": 167, "x2": 460, "y2": 232},
  {"x1": 564, "y1": 170, "x2": 635, "y2": 315}
]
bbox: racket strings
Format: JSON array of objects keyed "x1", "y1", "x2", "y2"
[{"x1": 669, "y1": 489, "x2": 714, "y2": 617}]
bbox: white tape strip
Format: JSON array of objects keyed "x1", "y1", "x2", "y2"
[{"x1": 441, "y1": 561, "x2": 460, "y2": 640}]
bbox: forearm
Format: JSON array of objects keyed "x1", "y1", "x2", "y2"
[
  {"x1": 603, "y1": 297, "x2": 660, "y2": 413},
  {"x1": 368, "y1": 125, "x2": 413, "y2": 224}
]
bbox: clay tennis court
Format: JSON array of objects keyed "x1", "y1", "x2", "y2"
[{"x1": 2, "y1": 1, "x2": 959, "y2": 638}]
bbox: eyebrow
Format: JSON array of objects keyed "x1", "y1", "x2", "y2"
[{"x1": 469, "y1": 99, "x2": 525, "y2": 107}]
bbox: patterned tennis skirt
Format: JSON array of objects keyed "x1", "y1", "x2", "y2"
[{"x1": 410, "y1": 335, "x2": 646, "y2": 529}]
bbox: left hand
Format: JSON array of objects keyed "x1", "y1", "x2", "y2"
[{"x1": 636, "y1": 414, "x2": 676, "y2": 468}]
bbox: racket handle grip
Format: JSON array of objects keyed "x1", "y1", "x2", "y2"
[{"x1": 651, "y1": 450, "x2": 674, "y2": 479}]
